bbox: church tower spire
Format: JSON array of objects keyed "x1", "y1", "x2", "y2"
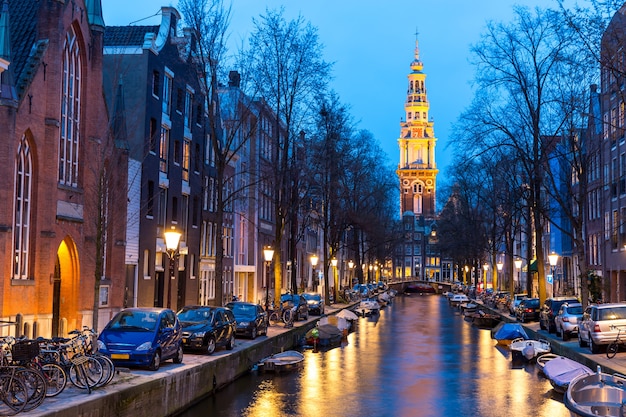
[{"x1": 397, "y1": 37, "x2": 438, "y2": 218}]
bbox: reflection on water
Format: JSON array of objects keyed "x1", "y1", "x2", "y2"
[{"x1": 181, "y1": 295, "x2": 570, "y2": 417}]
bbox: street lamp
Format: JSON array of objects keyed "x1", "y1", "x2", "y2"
[
  {"x1": 496, "y1": 260, "x2": 503, "y2": 292},
  {"x1": 263, "y1": 246, "x2": 275, "y2": 311},
  {"x1": 331, "y1": 258, "x2": 338, "y2": 303},
  {"x1": 548, "y1": 252, "x2": 559, "y2": 297},
  {"x1": 164, "y1": 227, "x2": 182, "y2": 310},
  {"x1": 464, "y1": 265, "x2": 469, "y2": 286},
  {"x1": 311, "y1": 254, "x2": 319, "y2": 292},
  {"x1": 514, "y1": 258, "x2": 522, "y2": 293}
]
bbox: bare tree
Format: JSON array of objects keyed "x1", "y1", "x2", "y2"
[
  {"x1": 452, "y1": 6, "x2": 577, "y2": 303},
  {"x1": 179, "y1": 0, "x2": 262, "y2": 306},
  {"x1": 243, "y1": 8, "x2": 331, "y2": 300}
]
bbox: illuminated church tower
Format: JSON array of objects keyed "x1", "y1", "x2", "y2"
[{"x1": 397, "y1": 39, "x2": 438, "y2": 218}]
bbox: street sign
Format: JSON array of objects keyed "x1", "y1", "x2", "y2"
[{"x1": 547, "y1": 274, "x2": 553, "y2": 284}]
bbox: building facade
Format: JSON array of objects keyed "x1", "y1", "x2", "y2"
[
  {"x1": 103, "y1": 7, "x2": 208, "y2": 312},
  {"x1": 0, "y1": 0, "x2": 128, "y2": 336}
]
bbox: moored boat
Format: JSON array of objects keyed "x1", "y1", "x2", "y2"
[
  {"x1": 491, "y1": 322, "x2": 528, "y2": 346},
  {"x1": 510, "y1": 338, "x2": 551, "y2": 361},
  {"x1": 469, "y1": 310, "x2": 500, "y2": 328},
  {"x1": 540, "y1": 355, "x2": 593, "y2": 394},
  {"x1": 565, "y1": 367, "x2": 626, "y2": 417},
  {"x1": 357, "y1": 299, "x2": 381, "y2": 316},
  {"x1": 257, "y1": 350, "x2": 305, "y2": 373}
]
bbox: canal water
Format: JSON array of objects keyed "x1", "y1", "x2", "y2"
[{"x1": 180, "y1": 294, "x2": 570, "y2": 417}]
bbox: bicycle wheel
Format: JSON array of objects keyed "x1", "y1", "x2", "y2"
[
  {"x1": 269, "y1": 312, "x2": 281, "y2": 325},
  {"x1": 92, "y1": 354, "x2": 115, "y2": 387},
  {"x1": 69, "y1": 357, "x2": 103, "y2": 389},
  {"x1": 607, "y1": 342, "x2": 619, "y2": 359},
  {"x1": 282, "y1": 309, "x2": 294, "y2": 324},
  {"x1": 0, "y1": 373, "x2": 27, "y2": 415},
  {"x1": 15, "y1": 367, "x2": 46, "y2": 412},
  {"x1": 41, "y1": 363, "x2": 67, "y2": 397}
]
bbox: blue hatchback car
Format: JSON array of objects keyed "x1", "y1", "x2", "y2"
[{"x1": 97, "y1": 307, "x2": 183, "y2": 371}]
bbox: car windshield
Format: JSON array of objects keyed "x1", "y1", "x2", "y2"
[
  {"x1": 599, "y1": 307, "x2": 626, "y2": 320},
  {"x1": 567, "y1": 306, "x2": 583, "y2": 315},
  {"x1": 178, "y1": 308, "x2": 213, "y2": 322},
  {"x1": 108, "y1": 310, "x2": 158, "y2": 331},
  {"x1": 524, "y1": 299, "x2": 539, "y2": 307},
  {"x1": 226, "y1": 303, "x2": 256, "y2": 317},
  {"x1": 303, "y1": 294, "x2": 321, "y2": 301},
  {"x1": 281, "y1": 295, "x2": 297, "y2": 303}
]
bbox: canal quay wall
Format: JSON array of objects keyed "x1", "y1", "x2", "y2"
[{"x1": 30, "y1": 307, "x2": 331, "y2": 417}]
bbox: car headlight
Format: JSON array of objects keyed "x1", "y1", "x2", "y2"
[
  {"x1": 97, "y1": 340, "x2": 107, "y2": 352},
  {"x1": 239, "y1": 321, "x2": 250, "y2": 327},
  {"x1": 136, "y1": 341, "x2": 153, "y2": 351},
  {"x1": 192, "y1": 331, "x2": 206, "y2": 339}
]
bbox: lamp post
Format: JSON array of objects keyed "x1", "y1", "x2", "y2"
[
  {"x1": 464, "y1": 265, "x2": 468, "y2": 286},
  {"x1": 514, "y1": 258, "x2": 522, "y2": 294},
  {"x1": 496, "y1": 260, "x2": 503, "y2": 292},
  {"x1": 164, "y1": 227, "x2": 182, "y2": 310},
  {"x1": 331, "y1": 258, "x2": 338, "y2": 303},
  {"x1": 548, "y1": 252, "x2": 559, "y2": 297},
  {"x1": 311, "y1": 254, "x2": 319, "y2": 292},
  {"x1": 482, "y1": 263, "x2": 489, "y2": 293},
  {"x1": 263, "y1": 246, "x2": 275, "y2": 311}
]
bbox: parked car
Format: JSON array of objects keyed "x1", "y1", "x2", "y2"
[
  {"x1": 539, "y1": 296, "x2": 580, "y2": 333},
  {"x1": 353, "y1": 284, "x2": 372, "y2": 298},
  {"x1": 578, "y1": 303, "x2": 626, "y2": 353},
  {"x1": 302, "y1": 293, "x2": 325, "y2": 315},
  {"x1": 515, "y1": 297, "x2": 540, "y2": 323},
  {"x1": 554, "y1": 302, "x2": 583, "y2": 341},
  {"x1": 509, "y1": 293, "x2": 528, "y2": 315},
  {"x1": 279, "y1": 293, "x2": 309, "y2": 321},
  {"x1": 97, "y1": 307, "x2": 183, "y2": 371},
  {"x1": 225, "y1": 301, "x2": 267, "y2": 339},
  {"x1": 177, "y1": 306, "x2": 236, "y2": 354}
]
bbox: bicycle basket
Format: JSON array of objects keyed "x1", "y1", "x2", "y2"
[{"x1": 11, "y1": 339, "x2": 40, "y2": 362}]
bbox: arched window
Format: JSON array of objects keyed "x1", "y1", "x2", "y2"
[
  {"x1": 14, "y1": 135, "x2": 32, "y2": 279},
  {"x1": 59, "y1": 26, "x2": 81, "y2": 187}
]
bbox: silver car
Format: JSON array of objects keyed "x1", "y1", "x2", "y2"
[
  {"x1": 554, "y1": 302, "x2": 583, "y2": 341},
  {"x1": 578, "y1": 303, "x2": 626, "y2": 353}
]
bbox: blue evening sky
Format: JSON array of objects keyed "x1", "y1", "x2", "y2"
[{"x1": 102, "y1": 0, "x2": 559, "y2": 177}]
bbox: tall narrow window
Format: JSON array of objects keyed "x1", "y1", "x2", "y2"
[
  {"x1": 14, "y1": 135, "x2": 32, "y2": 279},
  {"x1": 184, "y1": 89, "x2": 193, "y2": 129},
  {"x1": 159, "y1": 126, "x2": 169, "y2": 173},
  {"x1": 182, "y1": 139, "x2": 190, "y2": 181},
  {"x1": 147, "y1": 180, "x2": 155, "y2": 217},
  {"x1": 59, "y1": 27, "x2": 81, "y2": 187},
  {"x1": 162, "y1": 71, "x2": 173, "y2": 116}
]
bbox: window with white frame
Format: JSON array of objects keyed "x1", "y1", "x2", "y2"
[
  {"x1": 59, "y1": 27, "x2": 81, "y2": 187},
  {"x1": 162, "y1": 69, "x2": 173, "y2": 116},
  {"x1": 159, "y1": 126, "x2": 169, "y2": 173},
  {"x1": 14, "y1": 135, "x2": 32, "y2": 280}
]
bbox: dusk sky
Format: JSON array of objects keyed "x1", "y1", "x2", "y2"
[{"x1": 103, "y1": 0, "x2": 560, "y2": 177}]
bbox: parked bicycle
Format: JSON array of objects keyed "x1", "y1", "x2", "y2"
[
  {"x1": 607, "y1": 324, "x2": 626, "y2": 358},
  {"x1": 267, "y1": 304, "x2": 295, "y2": 326}
]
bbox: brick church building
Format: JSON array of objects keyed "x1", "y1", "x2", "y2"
[{"x1": 0, "y1": 0, "x2": 128, "y2": 337}]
